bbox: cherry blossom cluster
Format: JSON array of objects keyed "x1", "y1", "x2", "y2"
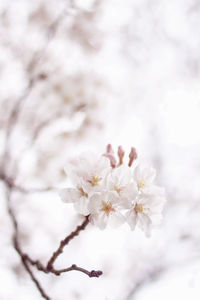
[{"x1": 60, "y1": 145, "x2": 165, "y2": 236}]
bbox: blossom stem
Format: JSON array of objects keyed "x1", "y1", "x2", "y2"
[
  {"x1": 26, "y1": 256, "x2": 102, "y2": 278},
  {"x1": 55, "y1": 265, "x2": 103, "y2": 277},
  {"x1": 6, "y1": 188, "x2": 50, "y2": 300},
  {"x1": 47, "y1": 215, "x2": 90, "y2": 271},
  {"x1": 14, "y1": 237, "x2": 50, "y2": 300},
  {"x1": 5, "y1": 186, "x2": 102, "y2": 300}
]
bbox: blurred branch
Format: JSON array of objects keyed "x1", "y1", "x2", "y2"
[
  {"x1": 2, "y1": 1, "x2": 74, "y2": 173},
  {"x1": 1, "y1": 1, "x2": 103, "y2": 299},
  {"x1": 47, "y1": 215, "x2": 90, "y2": 270},
  {"x1": 0, "y1": 172, "x2": 53, "y2": 194},
  {"x1": 26, "y1": 256, "x2": 102, "y2": 278},
  {"x1": 125, "y1": 250, "x2": 200, "y2": 299},
  {"x1": 125, "y1": 266, "x2": 164, "y2": 300},
  {"x1": 4, "y1": 181, "x2": 102, "y2": 299},
  {"x1": 5, "y1": 188, "x2": 51, "y2": 300}
]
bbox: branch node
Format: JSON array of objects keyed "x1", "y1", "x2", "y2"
[{"x1": 89, "y1": 270, "x2": 103, "y2": 278}]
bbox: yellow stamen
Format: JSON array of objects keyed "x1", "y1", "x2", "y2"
[
  {"x1": 137, "y1": 179, "x2": 146, "y2": 190},
  {"x1": 114, "y1": 185, "x2": 121, "y2": 194},
  {"x1": 134, "y1": 203, "x2": 143, "y2": 214},
  {"x1": 78, "y1": 187, "x2": 88, "y2": 198},
  {"x1": 101, "y1": 202, "x2": 115, "y2": 216},
  {"x1": 89, "y1": 175, "x2": 102, "y2": 186}
]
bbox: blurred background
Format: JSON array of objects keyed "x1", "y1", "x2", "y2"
[{"x1": 0, "y1": 0, "x2": 200, "y2": 299}]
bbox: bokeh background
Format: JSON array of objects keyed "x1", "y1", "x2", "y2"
[{"x1": 0, "y1": 0, "x2": 200, "y2": 299}]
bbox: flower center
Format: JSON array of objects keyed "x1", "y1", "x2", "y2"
[
  {"x1": 101, "y1": 202, "x2": 115, "y2": 216},
  {"x1": 89, "y1": 175, "x2": 102, "y2": 186},
  {"x1": 137, "y1": 179, "x2": 146, "y2": 190},
  {"x1": 78, "y1": 187, "x2": 88, "y2": 198},
  {"x1": 114, "y1": 185, "x2": 121, "y2": 194},
  {"x1": 134, "y1": 203, "x2": 143, "y2": 214}
]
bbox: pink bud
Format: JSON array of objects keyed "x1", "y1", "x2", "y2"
[
  {"x1": 104, "y1": 153, "x2": 116, "y2": 168},
  {"x1": 118, "y1": 146, "x2": 125, "y2": 165},
  {"x1": 128, "y1": 147, "x2": 137, "y2": 167},
  {"x1": 104, "y1": 144, "x2": 116, "y2": 168},
  {"x1": 106, "y1": 144, "x2": 114, "y2": 154}
]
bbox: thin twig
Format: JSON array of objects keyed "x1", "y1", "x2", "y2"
[
  {"x1": 2, "y1": 2, "x2": 103, "y2": 299},
  {"x1": 4, "y1": 183, "x2": 102, "y2": 299},
  {"x1": 26, "y1": 257, "x2": 102, "y2": 278},
  {"x1": 54, "y1": 265, "x2": 102, "y2": 277},
  {"x1": 47, "y1": 216, "x2": 90, "y2": 270},
  {"x1": 5, "y1": 188, "x2": 51, "y2": 300},
  {"x1": 22, "y1": 215, "x2": 103, "y2": 279},
  {"x1": 14, "y1": 237, "x2": 51, "y2": 300},
  {"x1": 0, "y1": 172, "x2": 53, "y2": 194}
]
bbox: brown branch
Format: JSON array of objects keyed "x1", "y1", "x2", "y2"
[
  {"x1": 14, "y1": 237, "x2": 50, "y2": 300},
  {"x1": 2, "y1": 78, "x2": 34, "y2": 172},
  {"x1": 53, "y1": 265, "x2": 102, "y2": 277},
  {"x1": 0, "y1": 172, "x2": 53, "y2": 194},
  {"x1": 22, "y1": 215, "x2": 102, "y2": 278},
  {"x1": 26, "y1": 257, "x2": 102, "y2": 278},
  {"x1": 6, "y1": 188, "x2": 51, "y2": 300},
  {"x1": 4, "y1": 184, "x2": 102, "y2": 299},
  {"x1": 2, "y1": 2, "x2": 103, "y2": 299},
  {"x1": 47, "y1": 215, "x2": 90, "y2": 270},
  {"x1": 2, "y1": 3, "x2": 74, "y2": 174}
]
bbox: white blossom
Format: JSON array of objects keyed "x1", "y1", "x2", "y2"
[
  {"x1": 59, "y1": 177, "x2": 90, "y2": 215},
  {"x1": 67, "y1": 152, "x2": 111, "y2": 194},
  {"x1": 106, "y1": 165, "x2": 137, "y2": 204},
  {"x1": 60, "y1": 153, "x2": 111, "y2": 215},
  {"x1": 126, "y1": 194, "x2": 166, "y2": 236},
  {"x1": 88, "y1": 191, "x2": 125, "y2": 229},
  {"x1": 59, "y1": 148, "x2": 166, "y2": 235},
  {"x1": 133, "y1": 164, "x2": 157, "y2": 193}
]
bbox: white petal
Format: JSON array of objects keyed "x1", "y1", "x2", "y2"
[
  {"x1": 126, "y1": 210, "x2": 137, "y2": 230},
  {"x1": 95, "y1": 156, "x2": 111, "y2": 174},
  {"x1": 92, "y1": 212, "x2": 107, "y2": 230},
  {"x1": 133, "y1": 165, "x2": 156, "y2": 184},
  {"x1": 143, "y1": 166, "x2": 156, "y2": 183},
  {"x1": 119, "y1": 197, "x2": 132, "y2": 209},
  {"x1": 105, "y1": 191, "x2": 120, "y2": 204},
  {"x1": 74, "y1": 197, "x2": 90, "y2": 216},
  {"x1": 88, "y1": 193, "x2": 102, "y2": 213},
  {"x1": 134, "y1": 165, "x2": 142, "y2": 182},
  {"x1": 109, "y1": 212, "x2": 125, "y2": 228},
  {"x1": 106, "y1": 172, "x2": 115, "y2": 190},
  {"x1": 112, "y1": 165, "x2": 132, "y2": 186},
  {"x1": 122, "y1": 182, "x2": 138, "y2": 201},
  {"x1": 137, "y1": 213, "x2": 152, "y2": 235}
]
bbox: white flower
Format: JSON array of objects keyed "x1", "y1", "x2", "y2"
[
  {"x1": 67, "y1": 152, "x2": 111, "y2": 194},
  {"x1": 88, "y1": 191, "x2": 125, "y2": 229},
  {"x1": 60, "y1": 153, "x2": 111, "y2": 215},
  {"x1": 59, "y1": 149, "x2": 166, "y2": 235},
  {"x1": 106, "y1": 165, "x2": 137, "y2": 204},
  {"x1": 126, "y1": 193, "x2": 166, "y2": 236},
  {"x1": 133, "y1": 164, "x2": 157, "y2": 194},
  {"x1": 59, "y1": 177, "x2": 90, "y2": 216}
]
